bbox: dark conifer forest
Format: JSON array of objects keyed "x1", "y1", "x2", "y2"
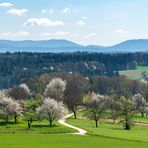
[{"x1": 0, "y1": 52, "x2": 147, "y2": 89}]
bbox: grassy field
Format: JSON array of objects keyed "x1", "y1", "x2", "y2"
[
  {"x1": 0, "y1": 120, "x2": 75, "y2": 134},
  {"x1": 0, "y1": 117, "x2": 148, "y2": 147},
  {"x1": 67, "y1": 118, "x2": 148, "y2": 142},
  {"x1": 119, "y1": 66, "x2": 148, "y2": 79},
  {"x1": 1, "y1": 133, "x2": 148, "y2": 148}
]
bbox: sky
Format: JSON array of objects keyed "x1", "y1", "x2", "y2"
[{"x1": 0, "y1": 0, "x2": 148, "y2": 46}]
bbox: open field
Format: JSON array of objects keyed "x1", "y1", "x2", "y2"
[
  {"x1": 0, "y1": 117, "x2": 148, "y2": 148},
  {"x1": 0, "y1": 120, "x2": 75, "y2": 134},
  {"x1": 67, "y1": 118, "x2": 148, "y2": 142},
  {"x1": 1, "y1": 133, "x2": 148, "y2": 148},
  {"x1": 119, "y1": 66, "x2": 148, "y2": 79}
]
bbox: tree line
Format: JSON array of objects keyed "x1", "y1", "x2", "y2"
[
  {"x1": 0, "y1": 75, "x2": 148, "y2": 130},
  {"x1": 0, "y1": 52, "x2": 148, "y2": 88},
  {"x1": 21, "y1": 73, "x2": 148, "y2": 101}
]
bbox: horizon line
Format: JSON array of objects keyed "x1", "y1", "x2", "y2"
[{"x1": 0, "y1": 38, "x2": 148, "y2": 47}]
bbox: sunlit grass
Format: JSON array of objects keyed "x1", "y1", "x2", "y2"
[
  {"x1": 119, "y1": 66, "x2": 148, "y2": 79},
  {"x1": 67, "y1": 118, "x2": 148, "y2": 142}
]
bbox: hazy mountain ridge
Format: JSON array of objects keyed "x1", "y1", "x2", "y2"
[{"x1": 0, "y1": 39, "x2": 148, "y2": 53}]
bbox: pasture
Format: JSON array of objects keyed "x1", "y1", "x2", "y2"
[
  {"x1": 0, "y1": 117, "x2": 148, "y2": 148},
  {"x1": 119, "y1": 66, "x2": 148, "y2": 79}
]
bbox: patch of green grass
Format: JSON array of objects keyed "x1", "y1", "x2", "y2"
[
  {"x1": 137, "y1": 66, "x2": 148, "y2": 71},
  {"x1": 0, "y1": 119, "x2": 75, "y2": 134},
  {"x1": 67, "y1": 118, "x2": 148, "y2": 142},
  {"x1": 134, "y1": 116, "x2": 148, "y2": 123},
  {"x1": 0, "y1": 134, "x2": 148, "y2": 148},
  {"x1": 119, "y1": 66, "x2": 148, "y2": 79}
]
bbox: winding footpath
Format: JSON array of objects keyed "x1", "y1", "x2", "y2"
[
  {"x1": 59, "y1": 113, "x2": 148, "y2": 136},
  {"x1": 58, "y1": 113, "x2": 87, "y2": 135}
]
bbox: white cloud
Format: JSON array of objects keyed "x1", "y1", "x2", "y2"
[
  {"x1": 0, "y1": 2, "x2": 13, "y2": 7},
  {"x1": 71, "y1": 33, "x2": 78, "y2": 37},
  {"x1": 41, "y1": 31, "x2": 69, "y2": 37},
  {"x1": 7, "y1": 9, "x2": 28, "y2": 16},
  {"x1": 0, "y1": 31, "x2": 30, "y2": 38},
  {"x1": 1, "y1": 32, "x2": 12, "y2": 37},
  {"x1": 62, "y1": 7, "x2": 71, "y2": 13},
  {"x1": 41, "y1": 9, "x2": 54, "y2": 15},
  {"x1": 41, "y1": 32, "x2": 52, "y2": 36},
  {"x1": 24, "y1": 18, "x2": 64, "y2": 27},
  {"x1": 114, "y1": 29, "x2": 129, "y2": 38},
  {"x1": 62, "y1": 7, "x2": 77, "y2": 14},
  {"x1": 54, "y1": 31, "x2": 69, "y2": 36},
  {"x1": 85, "y1": 33, "x2": 97, "y2": 38},
  {"x1": 76, "y1": 21, "x2": 85, "y2": 26},
  {"x1": 115, "y1": 29, "x2": 128, "y2": 34},
  {"x1": 12, "y1": 31, "x2": 30, "y2": 37},
  {"x1": 82, "y1": 16, "x2": 88, "y2": 20}
]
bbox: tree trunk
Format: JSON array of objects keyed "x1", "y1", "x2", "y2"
[
  {"x1": 49, "y1": 119, "x2": 52, "y2": 126},
  {"x1": 73, "y1": 111, "x2": 77, "y2": 119},
  {"x1": 141, "y1": 111, "x2": 144, "y2": 117},
  {"x1": 14, "y1": 116, "x2": 17, "y2": 124},
  {"x1": 5, "y1": 115, "x2": 8, "y2": 124},
  {"x1": 125, "y1": 120, "x2": 130, "y2": 130},
  {"x1": 95, "y1": 120, "x2": 98, "y2": 128},
  {"x1": 28, "y1": 122, "x2": 30, "y2": 129},
  {"x1": 28, "y1": 119, "x2": 32, "y2": 129}
]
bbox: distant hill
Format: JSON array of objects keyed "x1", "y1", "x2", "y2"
[
  {"x1": 0, "y1": 39, "x2": 83, "y2": 52},
  {"x1": 0, "y1": 39, "x2": 148, "y2": 53},
  {"x1": 108, "y1": 39, "x2": 148, "y2": 52}
]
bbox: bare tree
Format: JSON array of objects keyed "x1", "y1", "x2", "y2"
[
  {"x1": 109, "y1": 98, "x2": 121, "y2": 123},
  {"x1": 64, "y1": 79, "x2": 82, "y2": 119},
  {"x1": 8, "y1": 83, "x2": 31, "y2": 100}
]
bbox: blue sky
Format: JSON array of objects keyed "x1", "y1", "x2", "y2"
[{"x1": 0, "y1": 0, "x2": 148, "y2": 46}]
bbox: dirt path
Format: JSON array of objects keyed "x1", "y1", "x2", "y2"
[
  {"x1": 59, "y1": 113, "x2": 148, "y2": 136},
  {"x1": 133, "y1": 122, "x2": 148, "y2": 126},
  {"x1": 58, "y1": 113, "x2": 87, "y2": 135}
]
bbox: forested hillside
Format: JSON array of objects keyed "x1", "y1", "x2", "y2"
[{"x1": 0, "y1": 52, "x2": 147, "y2": 88}]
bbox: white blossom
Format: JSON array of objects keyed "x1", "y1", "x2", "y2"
[
  {"x1": 19, "y1": 83, "x2": 31, "y2": 95},
  {"x1": 37, "y1": 98, "x2": 65, "y2": 126},
  {"x1": 44, "y1": 78, "x2": 66, "y2": 101},
  {"x1": 0, "y1": 91, "x2": 22, "y2": 123},
  {"x1": 132, "y1": 93, "x2": 146, "y2": 116}
]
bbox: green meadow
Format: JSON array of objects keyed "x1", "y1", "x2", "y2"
[
  {"x1": 1, "y1": 133, "x2": 148, "y2": 148},
  {"x1": 119, "y1": 66, "x2": 148, "y2": 79},
  {"x1": 0, "y1": 117, "x2": 148, "y2": 148}
]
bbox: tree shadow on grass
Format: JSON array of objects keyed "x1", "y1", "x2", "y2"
[
  {"x1": 0, "y1": 121, "x2": 16, "y2": 126},
  {"x1": 32, "y1": 124, "x2": 60, "y2": 128}
]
